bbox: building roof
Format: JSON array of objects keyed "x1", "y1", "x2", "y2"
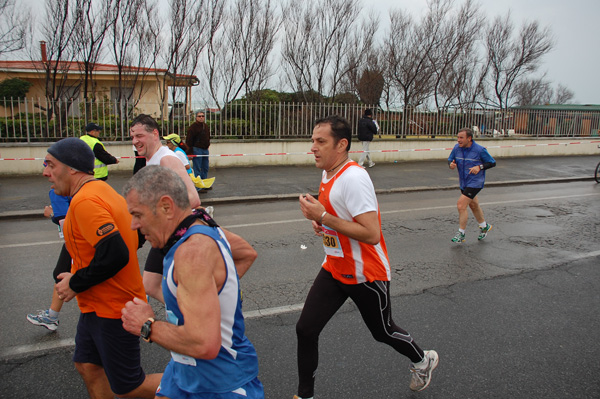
[
  {"x1": 512, "y1": 104, "x2": 600, "y2": 112},
  {"x1": 0, "y1": 60, "x2": 198, "y2": 86}
]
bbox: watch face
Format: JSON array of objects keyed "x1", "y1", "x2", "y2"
[{"x1": 141, "y1": 319, "x2": 153, "y2": 340}]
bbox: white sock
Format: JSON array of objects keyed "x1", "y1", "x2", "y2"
[
  {"x1": 479, "y1": 222, "x2": 487, "y2": 228},
  {"x1": 48, "y1": 309, "x2": 60, "y2": 318},
  {"x1": 458, "y1": 228, "x2": 465, "y2": 234}
]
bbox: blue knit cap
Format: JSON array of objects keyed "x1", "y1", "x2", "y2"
[{"x1": 47, "y1": 137, "x2": 95, "y2": 175}]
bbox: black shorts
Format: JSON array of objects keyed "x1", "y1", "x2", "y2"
[
  {"x1": 461, "y1": 187, "x2": 482, "y2": 199},
  {"x1": 73, "y1": 312, "x2": 146, "y2": 395}
]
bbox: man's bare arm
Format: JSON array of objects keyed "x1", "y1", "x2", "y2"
[
  {"x1": 122, "y1": 235, "x2": 222, "y2": 359},
  {"x1": 221, "y1": 228, "x2": 257, "y2": 278}
]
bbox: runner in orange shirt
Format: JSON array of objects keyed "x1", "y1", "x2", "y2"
[
  {"x1": 296, "y1": 116, "x2": 439, "y2": 398},
  {"x1": 45, "y1": 138, "x2": 161, "y2": 398}
]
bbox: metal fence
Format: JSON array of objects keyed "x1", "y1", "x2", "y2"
[{"x1": 1, "y1": 97, "x2": 599, "y2": 142}]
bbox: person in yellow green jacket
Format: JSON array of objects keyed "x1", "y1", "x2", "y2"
[{"x1": 80, "y1": 123, "x2": 119, "y2": 181}]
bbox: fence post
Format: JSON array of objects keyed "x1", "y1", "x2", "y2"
[
  {"x1": 278, "y1": 101, "x2": 281, "y2": 139},
  {"x1": 24, "y1": 97, "x2": 30, "y2": 142}
]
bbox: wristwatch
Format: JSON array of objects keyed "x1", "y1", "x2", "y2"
[
  {"x1": 479, "y1": 164, "x2": 484, "y2": 170},
  {"x1": 141, "y1": 317, "x2": 155, "y2": 343}
]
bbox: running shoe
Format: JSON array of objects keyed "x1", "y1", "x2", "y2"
[
  {"x1": 451, "y1": 231, "x2": 465, "y2": 243},
  {"x1": 410, "y1": 350, "x2": 439, "y2": 392},
  {"x1": 478, "y1": 223, "x2": 492, "y2": 240},
  {"x1": 368, "y1": 162, "x2": 375, "y2": 168},
  {"x1": 27, "y1": 309, "x2": 59, "y2": 331}
]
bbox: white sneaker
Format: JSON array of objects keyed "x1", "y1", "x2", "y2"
[
  {"x1": 409, "y1": 350, "x2": 439, "y2": 391},
  {"x1": 368, "y1": 162, "x2": 375, "y2": 168}
]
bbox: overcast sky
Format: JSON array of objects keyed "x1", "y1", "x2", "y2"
[{"x1": 19, "y1": 0, "x2": 600, "y2": 104}]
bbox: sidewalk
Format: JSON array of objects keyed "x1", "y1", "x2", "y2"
[{"x1": 1, "y1": 155, "x2": 597, "y2": 219}]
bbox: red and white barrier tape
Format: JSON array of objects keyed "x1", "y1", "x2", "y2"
[{"x1": 1, "y1": 140, "x2": 599, "y2": 161}]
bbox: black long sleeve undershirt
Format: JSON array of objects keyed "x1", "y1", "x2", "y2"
[
  {"x1": 482, "y1": 161, "x2": 496, "y2": 170},
  {"x1": 93, "y1": 143, "x2": 118, "y2": 165},
  {"x1": 69, "y1": 232, "x2": 129, "y2": 293},
  {"x1": 448, "y1": 160, "x2": 497, "y2": 170}
]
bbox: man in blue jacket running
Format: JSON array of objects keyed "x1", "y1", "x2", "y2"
[{"x1": 448, "y1": 127, "x2": 496, "y2": 243}]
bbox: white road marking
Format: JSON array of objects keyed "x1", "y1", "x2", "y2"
[
  {"x1": 1, "y1": 339, "x2": 75, "y2": 359},
  {"x1": 0, "y1": 240, "x2": 62, "y2": 249}
]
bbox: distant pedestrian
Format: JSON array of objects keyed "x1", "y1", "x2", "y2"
[
  {"x1": 185, "y1": 111, "x2": 211, "y2": 179},
  {"x1": 26, "y1": 188, "x2": 72, "y2": 331},
  {"x1": 448, "y1": 127, "x2": 496, "y2": 243},
  {"x1": 295, "y1": 115, "x2": 438, "y2": 399},
  {"x1": 357, "y1": 108, "x2": 377, "y2": 168},
  {"x1": 80, "y1": 122, "x2": 119, "y2": 180}
]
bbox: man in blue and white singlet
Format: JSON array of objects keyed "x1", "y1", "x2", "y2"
[{"x1": 121, "y1": 165, "x2": 263, "y2": 399}]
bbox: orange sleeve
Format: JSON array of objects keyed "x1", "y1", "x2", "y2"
[{"x1": 71, "y1": 196, "x2": 120, "y2": 249}]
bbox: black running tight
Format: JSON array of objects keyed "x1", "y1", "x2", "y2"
[{"x1": 296, "y1": 268, "x2": 424, "y2": 398}]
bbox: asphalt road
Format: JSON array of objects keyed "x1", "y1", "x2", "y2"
[{"x1": 1, "y1": 181, "x2": 599, "y2": 398}]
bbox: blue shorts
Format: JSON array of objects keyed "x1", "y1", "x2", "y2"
[
  {"x1": 73, "y1": 312, "x2": 146, "y2": 395},
  {"x1": 156, "y1": 364, "x2": 264, "y2": 399}
]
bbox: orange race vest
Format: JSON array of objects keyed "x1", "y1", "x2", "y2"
[{"x1": 318, "y1": 162, "x2": 391, "y2": 284}]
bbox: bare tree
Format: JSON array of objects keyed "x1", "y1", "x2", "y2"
[
  {"x1": 38, "y1": 0, "x2": 82, "y2": 130},
  {"x1": 484, "y1": 12, "x2": 554, "y2": 111},
  {"x1": 428, "y1": 0, "x2": 484, "y2": 111},
  {"x1": 450, "y1": 43, "x2": 489, "y2": 109},
  {"x1": 73, "y1": 0, "x2": 113, "y2": 105},
  {"x1": 205, "y1": 0, "x2": 280, "y2": 108},
  {"x1": 163, "y1": 0, "x2": 220, "y2": 109},
  {"x1": 554, "y1": 84, "x2": 574, "y2": 104},
  {"x1": 347, "y1": 43, "x2": 386, "y2": 107},
  {"x1": 280, "y1": 0, "x2": 375, "y2": 102},
  {"x1": 327, "y1": 9, "x2": 378, "y2": 102},
  {"x1": 279, "y1": 0, "x2": 315, "y2": 100},
  {"x1": 356, "y1": 66, "x2": 385, "y2": 106},
  {"x1": 514, "y1": 77, "x2": 574, "y2": 106},
  {"x1": 109, "y1": 0, "x2": 159, "y2": 118},
  {"x1": 0, "y1": 0, "x2": 31, "y2": 56},
  {"x1": 384, "y1": 2, "x2": 448, "y2": 136},
  {"x1": 385, "y1": 5, "x2": 442, "y2": 109},
  {"x1": 514, "y1": 77, "x2": 552, "y2": 106}
]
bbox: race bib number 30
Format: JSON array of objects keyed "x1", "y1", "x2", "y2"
[{"x1": 322, "y1": 225, "x2": 344, "y2": 257}]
